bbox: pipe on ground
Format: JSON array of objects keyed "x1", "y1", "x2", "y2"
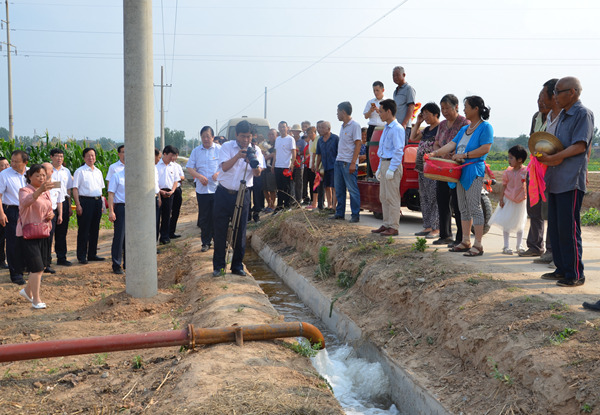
[{"x1": 0, "y1": 322, "x2": 324, "y2": 363}]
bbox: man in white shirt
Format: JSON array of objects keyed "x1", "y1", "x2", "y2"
[
  {"x1": 156, "y1": 145, "x2": 178, "y2": 244},
  {"x1": 105, "y1": 145, "x2": 125, "y2": 183},
  {"x1": 332, "y1": 101, "x2": 362, "y2": 223},
  {"x1": 50, "y1": 148, "x2": 74, "y2": 266},
  {"x1": 373, "y1": 99, "x2": 405, "y2": 236},
  {"x1": 169, "y1": 148, "x2": 185, "y2": 240},
  {"x1": 0, "y1": 150, "x2": 29, "y2": 284},
  {"x1": 273, "y1": 121, "x2": 296, "y2": 211},
  {"x1": 187, "y1": 126, "x2": 221, "y2": 252},
  {"x1": 42, "y1": 162, "x2": 64, "y2": 274},
  {"x1": 212, "y1": 120, "x2": 262, "y2": 276},
  {"x1": 72, "y1": 148, "x2": 106, "y2": 264},
  {"x1": 108, "y1": 162, "x2": 126, "y2": 275},
  {"x1": 363, "y1": 80, "x2": 386, "y2": 177}
]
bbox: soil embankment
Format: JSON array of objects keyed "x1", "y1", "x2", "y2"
[{"x1": 252, "y1": 209, "x2": 600, "y2": 415}]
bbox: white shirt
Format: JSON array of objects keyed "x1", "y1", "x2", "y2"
[
  {"x1": 218, "y1": 141, "x2": 258, "y2": 191},
  {"x1": 156, "y1": 159, "x2": 177, "y2": 190},
  {"x1": 105, "y1": 160, "x2": 124, "y2": 183},
  {"x1": 274, "y1": 135, "x2": 296, "y2": 168},
  {"x1": 337, "y1": 119, "x2": 362, "y2": 164},
  {"x1": 52, "y1": 165, "x2": 73, "y2": 203},
  {"x1": 186, "y1": 143, "x2": 221, "y2": 194},
  {"x1": 363, "y1": 96, "x2": 386, "y2": 126},
  {"x1": 0, "y1": 167, "x2": 27, "y2": 206},
  {"x1": 108, "y1": 169, "x2": 126, "y2": 204},
  {"x1": 173, "y1": 162, "x2": 184, "y2": 188},
  {"x1": 154, "y1": 167, "x2": 159, "y2": 195},
  {"x1": 48, "y1": 186, "x2": 64, "y2": 210},
  {"x1": 73, "y1": 164, "x2": 105, "y2": 197}
]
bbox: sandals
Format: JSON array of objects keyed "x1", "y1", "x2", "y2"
[
  {"x1": 464, "y1": 246, "x2": 484, "y2": 257},
  {"x1": 502, "y1": 248, "x2": 513, "y2": 255},
  {"x1": 449, "y1": 242, "x2": 471, "y2": 252}
]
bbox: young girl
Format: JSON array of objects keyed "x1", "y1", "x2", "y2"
[{"x1": 489, "y1": 145, "x2": 528, "y2": 255}]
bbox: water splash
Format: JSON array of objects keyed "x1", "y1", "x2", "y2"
[{"x1": 312, "y1": 346, "x2": 400, "y2": 414}]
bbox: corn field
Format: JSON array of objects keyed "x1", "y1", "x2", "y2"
[{"x1": 0, "y1": 139, "x2": 118, "y2": 180}]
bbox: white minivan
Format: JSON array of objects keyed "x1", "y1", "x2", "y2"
[{"x1": 218, "y1": 117, "x2": 270, "y2": 141}]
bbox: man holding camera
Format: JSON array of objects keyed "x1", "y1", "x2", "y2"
[{"x1": 212, "y1": 120, "x2": 264, "y2": 277}]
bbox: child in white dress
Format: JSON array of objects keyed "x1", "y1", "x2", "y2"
[{"x1": 489, "y1": 145, "x2": 528, "y2": 254}]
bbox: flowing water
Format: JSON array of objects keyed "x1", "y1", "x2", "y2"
[{"x1": 244, "y1": 248, "x2": 400, "y2": 415}]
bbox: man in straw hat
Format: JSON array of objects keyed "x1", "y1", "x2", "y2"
[{"x1": 537, "y1": 76, "x2": 594, "y2": 287}]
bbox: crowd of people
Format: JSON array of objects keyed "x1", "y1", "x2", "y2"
[{"x1": 0, "y1": 66, "x2": 595, "y2": 310}]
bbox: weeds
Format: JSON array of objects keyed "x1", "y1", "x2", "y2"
[
  {"x1": 549, "y1": 328, "x2": 577, "y2": 345},
  {"x1": 581, "y1": 207, "x2": 600, "y2": 226},
  {"x1": 550, "y1": 300, "x2": 569, "y2": 312},
  {"x1": 94, "y1": 353, "x2": 108, "y2": 365},
  {"x1": 465, "y1": 277, "x2": 479, "y2": 286},
  {"x1": 171, "y1": 317, "x2": 181, "y2": 330},
  {"x1": 411, "y1": 237, "x2": 427, "y2": 252},
  {"x1": 506, "y1": 286, "x2": 521, "y2": 292},
  {"x1": 284, "y1": 339, "x2": 322, "y2": 358},
  {"x1": 236, "y1": 305, "x2": 245, "y2": 313},
  {"x1": 316, "y1": 374, "x2": 333, "y2": 393},
  {"x1": 170, "y1": 283, "x2": 185, "y2": 292},
  {"x1": 488, "y1": 358, "x2": 513, "y2": 386},
  {"x1": 581, "y1": 403, "x2": 593, "y2": 413},
  {"x1": 315, "y1": 246, "x2": 332, "y2": 280},
  {"x1": 132, "y1": 355, "x2": 144, "y2": 370}
]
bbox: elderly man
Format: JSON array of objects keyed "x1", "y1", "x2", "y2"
[
  {"x1": 212, "y1": 120, "x2": 263, "y2": 276},
  {"x1": 392, "y1": 66, "x2": 416, "y2": 138},
  {"x1": 187, "y1": 126, "x2": 221, "y2": 252},
  {"x1": 538, "y1": 77, "x2": 594, "y2": 287},
  {"x1": 0, "y1": 150, "x2": 29, "y2": 284},
  {"x1": 50, "y1": 148, "x2": 74, "y2": 266},
  {"x1": 520, "y1": 79, "x2": 558, "y2": 260},
  {"x1": 72, "y1": 148, "x2": 105, "y2": 264},
  {"x1": 332, "y1": 101, "x2": 362, "y2": 223},
  {"x1": 372, "y1": 99, "x2": 404, "y2": 236},
  {"x1": 315, "y1": 121, "x2": 339, "y2": 210}
]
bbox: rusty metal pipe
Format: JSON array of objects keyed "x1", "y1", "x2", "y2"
[{"x1": 0, "y1": 322, "x2": 324, "y2": 363}]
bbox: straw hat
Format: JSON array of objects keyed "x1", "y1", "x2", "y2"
[
  {"x1": 290, "y1": 124, "x2": 302, "y2": 132},
  {"x1": 528, "y1": 131, "x2": 564, "y2": 156}
]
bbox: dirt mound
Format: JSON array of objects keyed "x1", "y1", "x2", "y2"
[{"x1": 254, "y1": 210, "x2": 600, "y2": 414}]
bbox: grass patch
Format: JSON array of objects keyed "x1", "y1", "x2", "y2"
[
  {"x1": 314, "y1": 246, "x2": 332, "y2": 280},
  {"x1": 283, "y1": 339, "x2": 322, "y2": 358},
  {"x1": 465, "y1": 277, "x2": 479, "y2": 286},
  {"x1": 549, "y1": 328, "x2": 577, "y2": 345},
  {"x1": 488, "y1": 358, "x2": 513, "y2": 386},
  {"x1": 582, "y1": 207, "x2": 600, "y2": 226},
  {"x1": 411, "y1": 237, "x2": 427, "y2": 252}
]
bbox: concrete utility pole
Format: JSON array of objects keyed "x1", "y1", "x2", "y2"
[
  {"x1": 154, "y1": 66, "x2": 171, "y2": 150},
  {"x1": 3, "y1": 1, "x2": 14, "y2": 140},
  {"x1": 123, "y1": 0, "x2": 157, "y2": 298}
]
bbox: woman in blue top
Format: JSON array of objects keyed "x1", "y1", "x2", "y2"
[{"x1": 429, "y1": 96, "x2": 493, "y2": 257}]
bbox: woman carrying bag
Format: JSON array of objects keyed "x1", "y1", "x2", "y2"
[{"x1": 17, "y1": 164, "x2": 54, "y2": 309}]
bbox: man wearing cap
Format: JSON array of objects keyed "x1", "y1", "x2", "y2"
[
  {"x1": 537, "y1": 76, "x2": 594, "y2": 287},
  {"x1": 212, "y1": 120, "x2": 263, "y2": 276}
]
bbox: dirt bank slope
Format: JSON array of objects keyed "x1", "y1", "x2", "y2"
[{"x1": 253, "y1": 209, "x2": 600, "y2": 415}]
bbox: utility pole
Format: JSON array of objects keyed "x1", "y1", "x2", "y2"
[
  {"x1": 154, "y1": 65, "x2": 171, "y2": 150},
  {"x1": 2, "y1": 1, "x2": 15, "y2": 140},
  {"x1": 123, "y1": 0, "x2": 157, "y2": 298},
  {"x1": 264, "y1": 86, "x2": 267, "y2": 119}
]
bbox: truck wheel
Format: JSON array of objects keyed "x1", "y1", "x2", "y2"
[{"x1": 471, "y1": 194, "x2": 493, "y2": 235}]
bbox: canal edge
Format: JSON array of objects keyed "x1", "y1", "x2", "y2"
[{"x1": 250, "y1": 234, "x2": 451, "y2": 415}]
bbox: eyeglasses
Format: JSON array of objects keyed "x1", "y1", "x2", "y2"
[{"x1": 554, "y1": 88, "x2": 571, "y2": 95}]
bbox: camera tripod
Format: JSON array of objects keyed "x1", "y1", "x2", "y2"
[{"x1": 225, "y1": 162, "x2": 249, "y2": 265}]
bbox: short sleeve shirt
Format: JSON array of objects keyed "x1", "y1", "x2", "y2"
[
  {"x1": 337, "y1": 119, "x2": 362, "y2": 164},
  {"x1": 502, "y1": 166, "x2": 527, "y2": 203},
  {"x1": 186, "y1": 143, "x2": 221, "y2": 194},
  {"x1": 73, "y1": 164, "x2": 105, "y2": 197},
  {"x1": 274, "y1": 135, "x2": 296, "y2": 168},
  {"x1": 108, "y1": 169, "x2": 126, "y2": 204},
  {"x1": 0, "y1": 167, "x2": 27, "y2": 206},
  {"x1": 393, "y1": 83, "x2": 416, "y2": 125},
  {"x1": 316, "y1": 134, "x2": 339, "y2": 171},
  {"x1": 217, "y1": 141, "x2": 257, "y2": 190},
  {"x1": 363, "y1": 97, "x2": 386, "y2": 126},
  {"x1": 434, "y1": 115, "x2": 470, "y2": 160},
  {"x1": 545, "y1": 101, "x2": 594, "y2": 194}
]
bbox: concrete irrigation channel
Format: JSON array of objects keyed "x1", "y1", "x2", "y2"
[{"x1": 250, "y1": 233, "x2": 450, "y2": 415}]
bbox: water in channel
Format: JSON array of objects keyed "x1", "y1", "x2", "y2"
[{"x1": 244, "y1": 248, "x2": 400, "y2": 415}]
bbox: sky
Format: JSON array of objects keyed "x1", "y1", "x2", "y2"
[{"x1": 1, "y1": 0, "x2": 600, "y2": 143}]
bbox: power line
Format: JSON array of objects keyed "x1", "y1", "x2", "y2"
[{"x1": 166, "y1": 0, "x2": 178, "y2": 123}]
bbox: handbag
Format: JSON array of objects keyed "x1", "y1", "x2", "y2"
[{"x1": 22, "y1": 222, "x2": 50, "y2": 240}]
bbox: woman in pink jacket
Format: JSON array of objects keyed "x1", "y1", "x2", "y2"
[{"x1": 18, "y1": 164, "x2": 54, "y2": 309}]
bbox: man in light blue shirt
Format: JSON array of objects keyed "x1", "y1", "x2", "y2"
[
  {"x1": 332, "y1": 101, "x2": 362, "y2": 223},
  {"x1": 186, "y1": 126, "x2": 221, "y2": 252},
  {"x1": 373, "y1": 99, "x2": 405, "y2": 236},
  {"x1": 108, "y1": 166, "x2": 126, "y2": 274}
]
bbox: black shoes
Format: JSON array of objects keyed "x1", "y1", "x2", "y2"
[
  {"x1": 349, "y1": 216, "x2": 360, "y2": 223},
  {"x1": 212, "y1": 270, "x2": 222, "y2": 277},
  {"x1": 433, "y1": 237, "x2": 454, "y2": 245},
  {"x1": 541, "y1": 272, "x2": 564, "y2": 280},
  {"x1": 518, "y1": 248, "x2": 542, "y2": 257},
  {"x1": 57, "y1": 259, "x2": 72, "y2": 266},
  {"x1": 582, "y1": 300, "x2": 600, "y2": 311},
  {"x1": 88, "y1": 256, "x2": 105, "y2": 262},
  {"x1": 44, "y1": 267, "x2": 56, "y2": 274},
  {"x1": 329, "y1": 215, "x2": 344, "y2": 220},
  {"x1": 556, "y1": 278, "x2": 585, "y2": 287},
  {"x1": 113, "y1": 267, "x2": 124, "y2": 275},
  {"x1": 11, "y1": 275, "x2": 25, "y2": 285},
  {"x1": 0, "y1": 262, "x2": 8, "y2": 269},
  {"x1": 170, "y1": 234, "x2": 181, "y2": 239},
  {"x1": 201, "y1": 245, "x2": 210, "y2": 252},
  {"x1": 231, "y1": 269, "x2": 246, "y2": 276},
  {"x1": 78, "y1": 259, "x2": 89, "y2": 265},
  {"x1": 159, "y1": 239, "x2": 170, "y2": 245}
]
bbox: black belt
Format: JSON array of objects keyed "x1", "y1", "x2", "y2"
[
  {"x1": 114, "y1": 202, "x2": 125, "y2": 206},
  {"x1": 80, "y1": 196, "x2": 101, "y2": 200},
  {"x1": 218, "y1": 184, "x2": 239, "y2": 195},
  {"x1": 381, "y1": 158, "x2": 392, "y2": 161},
  {"x1": 3, "y1": 204, "x2": 18, "y2": 209}
]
